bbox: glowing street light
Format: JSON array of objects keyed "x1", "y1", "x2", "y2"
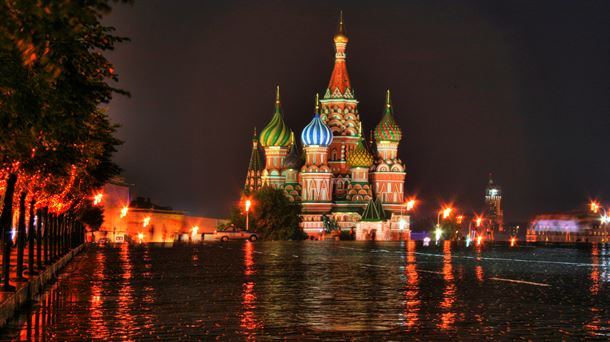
[
  {"x1": 191, "y1": 225, "x2": 199, "y2": 238},
  {"x1": 120, "y1": 206, "x2": 128, "y2": 218},
  {"x1": 442, "y1": 208, "x2": 453, "y2": 219},
  {"x1": 475, "y1": 217, "x2": 483, "y2": 227},
  {"x1": 93, "y1": 193, "x2": 103, "y2": 206},
  {"x1": 590, "y1": 201, "x2": 600, "y2": 214},
  {"x1": 405, "y1": 199, "x2": 416, "y2": 212},
  {"x1": 143, "y1": 216, "x2": 151, "y2": 228},
  {"x1": 244, "y1": 199, "x2": 252, "y2": 231},
  {"x1": 399, "y1": 218, "x2": 406, "y2": 230},
  {"x1": 435, "y1": 227, "x2": 443, "y2": 244},
  {"x1": 137, "y1": 232, "x2": 144, "y2": 243}
]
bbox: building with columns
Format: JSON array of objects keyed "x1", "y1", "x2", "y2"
[{"x1": 243, "y1": 14, "x2": 409, "y2": 239}]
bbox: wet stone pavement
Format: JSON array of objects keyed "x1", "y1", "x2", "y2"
[{"x1": 0, "y1": 240, "x2": 608, "y2": 340}]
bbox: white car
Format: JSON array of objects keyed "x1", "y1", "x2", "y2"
[{"x1": 212, "y1": 227, "x2": 259, "y2": 241}]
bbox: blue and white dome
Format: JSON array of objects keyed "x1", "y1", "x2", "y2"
[{"x1": 301, "y1": 113, "x2": 333, "y2": 147}]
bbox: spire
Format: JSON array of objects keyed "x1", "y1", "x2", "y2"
[
  {"x1": 326, "y1": 12, "x2": 352, "y2": 98},
  {"x1": 386, "y1": 89, "x2": 391, "y2": 110},
  {"x1": 315, "y1": 93, "x2": 320, "y2": 113},
  {"x1": 334, "y1": 11, "x2": 348, "y2": 44},
  {"x1": 245, "y1": 127, "x2": 263, "y2": 193},
  {"x1": 374, "y1": 89, "x2": 402, "y2": 142},
  {"x1": 489, "y1": 172, "x2": 494, "y2": 185},
  {"x1": 260, "y1": 85, "x2": 292, "y2": 148},
  {"x1": 275, "y1": 85, "x2": 281, "y2": 109}
]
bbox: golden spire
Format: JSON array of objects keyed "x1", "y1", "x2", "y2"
[
  {"x1": 386, "y1": 89, "x2": 391, "y2": 108},
  {"x1": 275, "y1": 85, "x2": 281, "y2": 106},
  {"x1": 333, "y1": 11, "x2": 349, "y2": 44},
  {"x1": 315, "y1": 93, "x2": 320, "y2": 113},
  {"x1": 359, "y1": 122, "x2": 363, "y2": 138},
  {"x1": 290, "y1": 131, "x2": 295, "y2": 145}
]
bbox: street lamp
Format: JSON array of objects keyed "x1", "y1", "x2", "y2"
[
  {"x1": 435, "y1": 207, "x2": 453, "y2": 244},
  {"x1": 120, "y1": 206, "x2": 128, "y2": 218},
  {"x1": 245, "y1": 199, "x2": 252, "y2": 231},
  {"x1": 590, "y1": 201, "x2": 609, "y2": 242}
]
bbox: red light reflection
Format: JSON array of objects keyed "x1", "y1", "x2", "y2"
[
  {"x1": 404, "y1": 240, "x2": 420, "y2": 330},
  {"x1": 438, "y1": 241, "x2": 456, "y2": 330}
]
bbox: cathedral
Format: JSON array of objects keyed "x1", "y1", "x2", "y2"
[{"x1": 244, "y1": 14, "x2": 409, "y2": 239}]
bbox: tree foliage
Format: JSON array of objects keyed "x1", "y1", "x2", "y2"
[
  {"x1": 229, "y1": 187, "x2": 306, "y2": 240},
  {"x1": 0, "y1": 0, "x2": 129, "y2": 222}
]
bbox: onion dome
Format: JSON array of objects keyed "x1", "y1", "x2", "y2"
[
  {"x1": 301, "y1": 94, "x2": 333, "y2": 147},
  {"x1": 283, "y1": 133, "x2": 304, "y2": 170},
  {"x1": 374, "y1": 90, "x2": 402, "y2": 142},
  {"x1": 347, "y1": 125, "x2": 374, "y2": 168},
  {"x1": 260, "y1": 86, "x2": 292, "y2": 148},
  {"x1": 333, "y1": 11, "x2": 349, "y2": 44}
]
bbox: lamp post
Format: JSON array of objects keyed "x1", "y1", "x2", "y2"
[
  {"x1": 436, "y1": 207, "x2": 453, "y2": 244},
  {"x1": 592, "y1": 202, "x2": 608, "y2": 243},
  {"x1": 245, "y1": 199, "x2": 252, "y2": 231}
]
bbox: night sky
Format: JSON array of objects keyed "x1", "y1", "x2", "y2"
[{"x1": 104, "y1": 0, "x2": 610, "y2": 222}]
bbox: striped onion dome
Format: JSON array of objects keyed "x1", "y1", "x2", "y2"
[
  {"x1": 301, "y1": 113, "x2": 333, "y2": 147},
  {"x1": 260, "y1": 86, "x2": 292, "y2": 148},
  {"x1": 347, "y1": 136, "x2": 374, "y2": 168},
  {"x1": 374, "y1": 90, "x2": 402, "y2": 142}
]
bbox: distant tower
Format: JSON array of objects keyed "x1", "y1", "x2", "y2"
[
  {"x1": 370, "y1": 90, "x2": 406, "y2": 213},
  {"x1": 300, "y1": 95, "x2": 334, "y2": 213},
  {"x1": 282, "y1": 132, "x2": 304, "y2": 202},
  {"x1": 244, "y1": 127, "x2": 263, "y2": 194},
  {"x1": 345, "y1": 123, "x2": 374, "y2": 203},
  {"x1": 485, "y1": 173, "x2": 504, "y2": 232},
  {"x1": 260, "y1": 86, "x2": 292, "y2": 189},
  {"x1": 319, "y1": 12, "x2": 361, "y2": 200}
]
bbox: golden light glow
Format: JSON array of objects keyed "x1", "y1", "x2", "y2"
[
  {"x1": 245, "y1": 199, "x2": 252, "y2": 212},
  {"x1": 93, "y1": 192, "x2": 103, "y2": 205},
  {"x1": 143, "y1": 216, "x2": 151, "y2": 227},
  {"x1": 510, "y1": 237, "x2": 517, "y2": 247},
  {"x1": 476, "y1": 235, "x2": 483, "y2": 246},
  {"x1": 406, "y1": 199, "x2": 416, "y2": 212},
  {"x1": 137, "y1": 232, "x2": 144, "y2": 241},
  {"x1": 191, "y1": 225, "x2": 199, "y2": 237},
  {"x1": 590, "y1": 201, "x2": 600, "y2": 213},
  {"x1": 475, "y1": 217, "x2": 483, "y2": 227},
  {"x1": 456, "y1": 215, "x2": 464, "y2": 224},
  {"x1": 442, "y1": 208, "x2": 453, "y2": 219},
  {"x1": 120, "y1": 206, "x2": 128, "y2": 218}
]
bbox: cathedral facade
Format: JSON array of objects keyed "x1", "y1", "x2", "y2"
[{"x1": 244, "y1": 15, "x2": 409, "y2": 238}]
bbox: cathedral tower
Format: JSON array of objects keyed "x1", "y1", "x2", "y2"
[
  {"x1": 485, "y1": 173, "x2": 504, "y2": 232},
  {"x1": 370, "y1": 90, "x2": 406, "y2": 212},
  {"x1": 260, "y1": 86, "x2": 292, "y2": 189},
  {"x1": 244, "y1": 127, "x2": 263, "y2": 194},
  {"x1": 319, "y1": 12, "x2": 361, "y2": 200},
  {"x1": 300, "y1": 96, "x2": 334, "y2": 213},
  {"x1": 345, "y1": 123, "x2": 374, "y2": 204},
  {"x1": 282, "y1": 132, "x2": 304, "y2": 202}
]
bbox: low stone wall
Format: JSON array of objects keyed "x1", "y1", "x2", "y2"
[{"x1": 0, "y1": 244, "x2": 85, "y2": 328}]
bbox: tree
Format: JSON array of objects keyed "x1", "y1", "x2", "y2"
[{"x1": 229, "y1": 187, "x2": 306, "y2": 240}]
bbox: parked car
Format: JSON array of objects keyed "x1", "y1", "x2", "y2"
[{"x1": 212, "y1": 227, "x2": 258, "y2": 241}]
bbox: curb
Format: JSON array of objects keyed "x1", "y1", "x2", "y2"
[{"x1": 0, "y1": 244, "x2": 86, "y2": 328}]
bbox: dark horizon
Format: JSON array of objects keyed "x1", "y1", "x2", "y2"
[{"x1": 104, "y1": 0, "x2": 610, "y2": 222}]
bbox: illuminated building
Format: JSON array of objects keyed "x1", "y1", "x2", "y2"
[
  {"x1": 484, "y1": 173, "x2": 504, "y2": 235},
  {"x1": 243, "y1": 14, "x2": 409, "y2": 239},
  {"x1": 96, "y1": 178, "x2": 226, "y2": 243},
  {"x1": 527, "y1": 212, "x2": 608, "y2": 243}
]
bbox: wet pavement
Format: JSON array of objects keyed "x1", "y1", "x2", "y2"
[{"x1": 0, "y1": 240, "x2": 608, "y2": 340}]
